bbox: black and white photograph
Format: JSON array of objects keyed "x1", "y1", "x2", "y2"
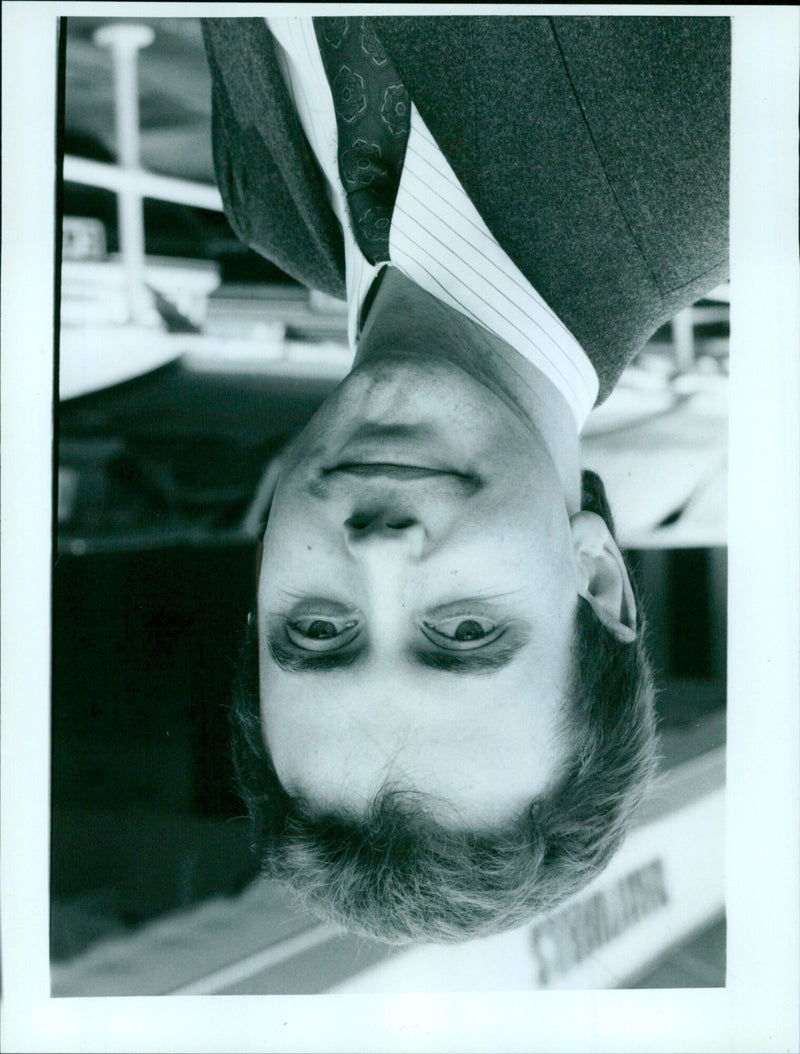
[{"x1": 2, "y1": 4, "x2": 798, "y2": 1053}]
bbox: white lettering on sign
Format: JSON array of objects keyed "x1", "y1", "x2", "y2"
[{"x1": 529, "y1": 858, "x2": 669, "y2": 985}]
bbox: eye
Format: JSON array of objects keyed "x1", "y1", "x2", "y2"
[
  {"x1": 285, "y1": 616, "x2": 360, "y2": 651},
  {"x1": 422, "y1": 616, "x2": 503, "y2": 650}
]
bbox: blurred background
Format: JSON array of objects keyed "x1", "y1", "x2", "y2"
[{"x1": 51, "y1": 16, "x2": 728, "y2": 995}]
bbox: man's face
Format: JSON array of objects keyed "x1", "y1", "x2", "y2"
[{"x1": 257, "y1": 356, "x2": 580, "y2": 828}]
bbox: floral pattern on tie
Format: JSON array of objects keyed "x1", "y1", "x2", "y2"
[
  {"x1": 314, "y1": 16, "x2": 411, "y2": 265},
  {"x1": 320, "y1": 17, "x2": 349, "y2": 49},
  {"x1": 357, "y1": 204, "x2": 392, "y2": 248},
  {"x1": 332, "y1": 65, "x2": 368, "y2": 124},
  {"x1": 360, "y1": 21, "x2": 388, "y2": 68},
  {"x1": 380, "y1": 85, "x2": 410, "y2": 138},
  {"x1": 340, "y1": 139, "x2": 385, "y2": 190}
]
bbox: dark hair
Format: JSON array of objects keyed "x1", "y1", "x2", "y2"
[{"x1": 230, "y1": 469, "x2": 657, "y2": 943}]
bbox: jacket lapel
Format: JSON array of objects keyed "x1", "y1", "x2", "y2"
[{"x1": 202, "y1": 18, "x2": 346, "y2": 297}]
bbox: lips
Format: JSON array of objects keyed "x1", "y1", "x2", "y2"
[
  {"x1": 330, "y1": 425, "x2": 473, "y2": 478},
  {"x1": 324, "y1": 463, "x2": 472, "y2": 481}
]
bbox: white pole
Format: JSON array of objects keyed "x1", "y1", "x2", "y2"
[
  {"x1": 93, "y1": 22, "x2": 155, "y2": 325},
  {"x1": 63, "y1": 155, "x2": 223, "y2": 212}
]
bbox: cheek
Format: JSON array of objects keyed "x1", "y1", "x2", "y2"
[
  {"x1": 497, "y1": 523, "x2": 577, "y2": 621},
  {"x1": 262, "y1": 485, "x2": 332, "y2": 562},
  {"x1": 479, "y1": 492, "x2": 572, "y2": 569}
]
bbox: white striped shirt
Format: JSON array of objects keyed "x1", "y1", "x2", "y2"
[{"x1": 267, "y1": 17, "x2": 598, "y2": 429}]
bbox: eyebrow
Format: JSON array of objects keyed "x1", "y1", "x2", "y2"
[
  {"x1": 406, "y1": 634, "x2": 529, "y2": 675},
  {"x1": 267, "y1": 630, "x2": 529, "y2": 675},
  {"x1": 268, "y1": 637, "x2": 364, "y2": 673}
]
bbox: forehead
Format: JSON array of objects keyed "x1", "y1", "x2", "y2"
[{"x1": 259, "y1": 635, "x2": 573, "y2": 828}]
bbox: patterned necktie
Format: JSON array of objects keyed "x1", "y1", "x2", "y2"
[{"x1": 313, "y1": 16, "x2": 411, "y2": 265}]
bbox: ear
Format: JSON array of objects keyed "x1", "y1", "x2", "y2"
[{"x1": 570, "y1": 511, "x2": 637, "y2": 643}]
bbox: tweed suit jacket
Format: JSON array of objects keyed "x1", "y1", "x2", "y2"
[{"x1": 201, "y1": 16, "x2": 730, "y2": 404}]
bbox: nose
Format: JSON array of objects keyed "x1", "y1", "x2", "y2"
[{"x1": 344, "y1": 509, "x2": 426, "y2": 558}]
